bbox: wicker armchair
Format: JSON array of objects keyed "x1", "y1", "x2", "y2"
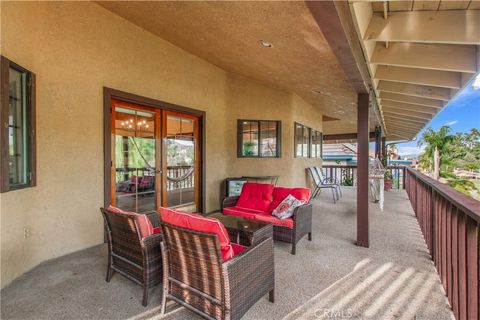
[
  {"x1": 100, "y1": 208, "x2": 162, "y2": 306},
  {"x1": 160, "y1": 221, "x2": 275, "y2": 320},
  {"x1": 222, "y1": 196, "x2": 312, "y2": 255}
]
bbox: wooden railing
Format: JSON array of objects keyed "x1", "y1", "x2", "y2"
[
  {"x1": 322, "y1": 165, "x2": 406, "y2": 189},
  {"x1": 405, "y1": 167, "x2": 479, "y2": 320}
]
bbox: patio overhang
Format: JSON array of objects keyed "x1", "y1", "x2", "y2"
[{"x1": 347, "y1": 0, "x2": 480, "y2": 140}]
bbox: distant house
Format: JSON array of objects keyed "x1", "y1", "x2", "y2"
[{"x1": 323, "y1": 143, "x2": 413, "y2": 166}]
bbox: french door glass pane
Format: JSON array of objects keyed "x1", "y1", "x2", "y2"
[
  {"x1": 8, "y1": 68, "x2": 29, "y2": 187},
  {"x1": 166, "y1": 115, "x2": 196, "y2": 208},
  {"x1": 114, "y1": 107, "x2": 156, "y2": 213}
]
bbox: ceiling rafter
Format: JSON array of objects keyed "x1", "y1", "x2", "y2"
[
  {"x1": 374, "y1": 65, "x2": 462, "y2": 89},
  {"x1": 383, "y1": 106, "x2": 436, "y2": 117},
  {"x1": 379, "y1": 92, "x2": 444, "y2": 108},
  {"x1": 381, "y1": 100, "x2": 438, "y2": 114},
  {"x1": 364, "y1": 10, "x2": 480, "y2": 45},
  {"x1": 383, "y1": 109, "x2": 432, "y2": 120},
  {"x1": 377, "y1": 80, "x2": 451, "y2": 101},
  {"x1": 371, "y1": 42, "x2": 477, "y2": 73}
]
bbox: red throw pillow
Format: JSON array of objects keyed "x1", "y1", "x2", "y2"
[
  {"x1": 159, "y1": 207, "x2": 234, "y2": 261},
  {"x1": 236, "y1": 182, "x2": 274, "y2": 212},
  {"x1": 106, "y1": 205, "x2": 154, "y2": 238}
]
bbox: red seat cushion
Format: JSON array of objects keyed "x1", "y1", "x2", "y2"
[
  {"x1": 159, "y1": 207, "x2": 235, "y2": 262},
  {"x1": 255, "y1": 212, "x2": 294, "y2": 229},
  {"x1": 268, "y1": 187, "x2": 311, "y2": 213},
  {"x1": 223, "y1": 206, "x2": 264, "y2": 220},
  {"x1": 236, "y1": 183, "x2": 274, "y2": 212},
  {"x1": 231, "y1": 243, "x2": 247, "y2": 255},
  {"x1": 106, "y1": 205, "x2": 155, "y2": 238}
]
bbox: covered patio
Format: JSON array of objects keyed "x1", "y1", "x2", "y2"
[
  {"x1": 1, "y1": 1, "x2": 479, "y2": 319},
  {"x1": 1, "y1": 188, "x2": 453, "y2": 319}
]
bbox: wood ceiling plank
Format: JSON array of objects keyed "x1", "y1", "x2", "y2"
[
  {"x1": 383, "y1": 109, "x2": 433, "y2": 120},
  {"x1": 386, "y1": 118, "x2": 425, "y2": 126},
  {"x1": 439, "y1": 1, "x2": 471, "y2": 10},
  {"x1": 383, "y1": 105, "x2": 436, "y2": 116},
  {"x1": 381, "y1": 100, "x2": 439, "y2": 114},
  {"x1": 379, "y1": 92, "x2": 444, "y2": 108},
  {"x1": 371, "y1": 42, "x2": 477, "y2": 73},
  {"x1": 365, "y1": 10, "x2": 480, "y2": 45},
  {"x1": 469, "y1": 1, "x2": 480, "y2": 10},
  {"x1": 375, "y1": 65, "x2": 461, "y2": 89},
  {"x1": 388, "y1": 0, "x2": 414, "y2": 11},
  {"x1": 389, "y1": 132, "x2": 416, "y2": 139},
  {"x1": 412, "y1": 1, "x2": 440, "y2": 11},
  {"x1": 385, "y1": 125, "x2": 424, "y2": 135},
  {"x1": 387, "y1": 127, "x2": 421, "y2": 135},
  {"x1": 378, "y1": 80, "x2": 451, "y2": 101},
  {"x1": 384, "y1": 115, "x2": 427, "y2": 125}
]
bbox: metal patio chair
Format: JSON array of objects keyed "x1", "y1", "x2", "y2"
[
  {"x1": 314, "y1": 166, "x2": 342, "y2": 198},
  {"x1": 306, "y1": 167, "x2": 339, "y2": 203}
]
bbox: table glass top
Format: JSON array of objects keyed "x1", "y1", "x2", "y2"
[{"x1": 208, "y1": 212, "x2": 268, "y2": 233}]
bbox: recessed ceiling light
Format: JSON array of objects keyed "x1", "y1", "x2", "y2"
[{"x1": 259, "y1": 40, "x2": 273, "y2": 48}]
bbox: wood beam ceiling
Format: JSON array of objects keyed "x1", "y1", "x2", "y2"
[{"x1": 348, "y1": 1, "x2": 479, "y2": 140}]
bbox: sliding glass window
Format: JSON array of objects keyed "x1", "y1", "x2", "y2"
[
  {"x1": 311, "y1": 130, "x2": 323, "y2": 158},
  {"x1": 238, "y1": 120, "x2": 281, "y2": 158},
  {"x1": 294, "y1": 122, "x2": 310, "y2": 158}
]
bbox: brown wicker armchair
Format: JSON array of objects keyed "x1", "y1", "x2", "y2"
[
  {"x1": 100, "y1": 208, "x2": 162, "y2": 306},
  {"x1": 160, "y1": 221, "x2": 275, "y2": 320},
  {"x1": 222, "y1": 196, "x2": 312, "y2": 255}
]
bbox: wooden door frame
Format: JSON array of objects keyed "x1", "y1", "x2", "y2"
[{"x1": 103, "y1": 87, "x2": 206, "y2": 213}]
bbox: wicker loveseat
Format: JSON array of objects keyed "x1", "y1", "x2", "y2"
[
  {"x1": 159, "y1": 207, "x2": 275, "y2": 320},
  {"x1": 222, "y1": 182, "x2": 312, "y2": 255}
]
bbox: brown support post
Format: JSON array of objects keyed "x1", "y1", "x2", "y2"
[{"x1": 357, "y1": 93, "x2": 370, "y2": 247}]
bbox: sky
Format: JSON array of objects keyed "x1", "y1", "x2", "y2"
[{"x1": 394, "y1": 73, "x2": 480, "y2": 157}]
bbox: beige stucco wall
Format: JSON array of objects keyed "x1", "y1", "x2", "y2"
[{"x1": 0, "y1": 1, "x2": 322, "y2": 288}]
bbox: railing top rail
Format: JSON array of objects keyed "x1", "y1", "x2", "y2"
[
  {"x1": 322, "y1": 165, "x2": 406, "y2": 168},
  {"x1": 406, "y1": 167, "x2": 480, "y2": 223}
]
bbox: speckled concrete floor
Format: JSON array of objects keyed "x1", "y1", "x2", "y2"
[{"x1": 1, "y1": 188, "x2": 453, "y2": 320}]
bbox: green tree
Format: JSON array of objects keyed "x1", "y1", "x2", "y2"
[{"x1": 417, "y1": 126, "x2": 454, "y2": 180}]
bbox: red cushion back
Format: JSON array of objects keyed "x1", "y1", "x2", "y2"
[
  {"x1": 159, "y1": 207, "x2": 231, "y2": 250},
  {"x1": 236, "y1": 182, "x2": 274, "y2": 212},
  {"x1": 106, "y1": 205, "x2": 154, "y2": 238},
  {"x1": 268, "y1": 187, "x2": 311, "y2": 213}
]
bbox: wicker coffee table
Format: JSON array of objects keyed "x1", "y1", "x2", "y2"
[{"x1": 208, "y1": 212, "x2": 273, "y2": 246}]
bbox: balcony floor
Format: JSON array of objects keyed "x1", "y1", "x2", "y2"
[{"x1": 1, "y1": 188, "x2": 453, "y2": 320}]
